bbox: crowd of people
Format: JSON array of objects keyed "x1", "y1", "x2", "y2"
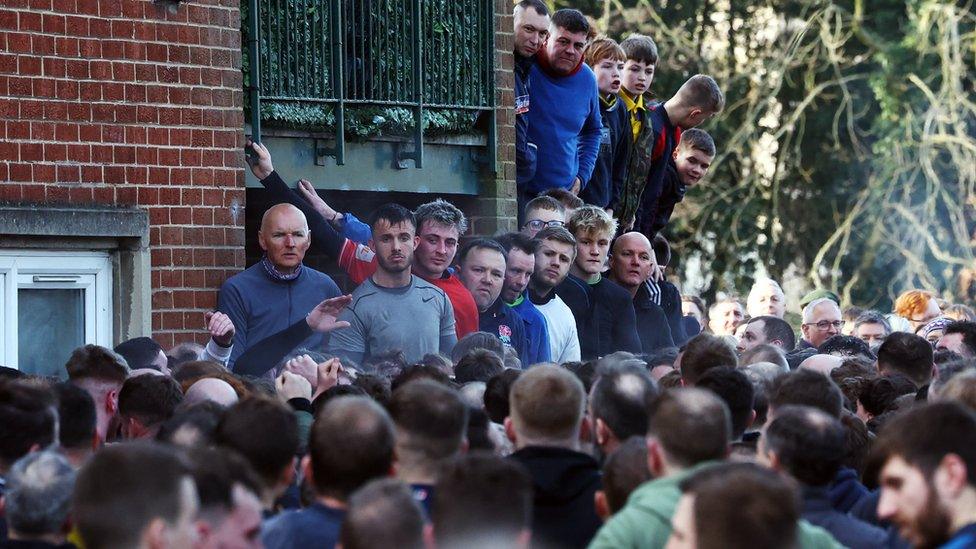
[{"x1": 2, "y1": 2, "x2": 976, "y2": 548}]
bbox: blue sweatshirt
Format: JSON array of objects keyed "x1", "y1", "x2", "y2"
[
  {"x1": 509, "y1": 292, "x2": 552, "y2": 366},
  {"x1": 515, "y1": 54, "x2": 538, "y2": 186},
  {"x1": 581, "y1": 93, "x2": 631, "y2": 209},
  {"x1": 525, "y1": 58, "x2": 603, "y2": 195}
]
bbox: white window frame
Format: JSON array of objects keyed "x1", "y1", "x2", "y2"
[{"x1": 0, "y1": 250, "x2": 112, "y2": 371}]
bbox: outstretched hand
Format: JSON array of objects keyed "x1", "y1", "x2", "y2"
[
  {"x1": 204, "y1": 311, "x2": 235, "y2": 347},
  {"x1": 297, "y1": 179, "x2": 339, "y2": 221},
  {"x1": 246, "y1": 140, "x2": 274, "y2": 180},
  {"x1": 306, "y1": 295, "x2": 353, "y2": 333}
]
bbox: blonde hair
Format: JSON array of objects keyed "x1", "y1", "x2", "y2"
[
  {"x1": 584, "y1": 36, "x2": 625, "y2": 66},
  {"x1": 567, "y1": 205, "x2": 617, "y2": 239}
]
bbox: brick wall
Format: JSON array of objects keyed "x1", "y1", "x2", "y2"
[{"x1": 0, "y1": 0, "x2": 245, "y2": 349}]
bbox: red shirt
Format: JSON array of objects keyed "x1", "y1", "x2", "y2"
[{"x1": 338, "y1": 239, "x2": 479, "y2": 338}]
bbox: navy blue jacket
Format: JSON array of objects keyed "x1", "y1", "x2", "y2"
[
  {"x1": 829, "y1": 466, "x2": 870, "y2": 513},
  {"x1": 633, "y1": 281, "x2": 674, "y2": 352},
  {"x1": 555, "y1": 274, "x2": 642, "y2": 359},
  {"x1": 645, "y1": 162, "x2": 688, "y2": 235},
  {"x1": 801, "y1": 486, "x2": 888, "y2": 549},
  {"x1": 509, "y1": 293, "x2": 552, "y2": 366},
  {"x1": 515, "y1": 54, "x2": 537, "y2": 186},
  {"x1": 480, "y1": 299, "x2": 527, "y2": 363},
  {"x1": 262, "y1": 503, "x2": 344, "y2": 549},
  {"x1": 658, "y1": 279, "x2": 691, "y2": 346},
  {"x1": 635, "y1": 103, "x2": 681, "y2": 236},
  {"x1": 580, "y1": 94, "x2": 630, "y2": 209}
]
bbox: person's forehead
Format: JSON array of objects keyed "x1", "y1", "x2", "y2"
[
  {"x1": 881, "y1": 455, "x2": 924, "y2": 482},
  {"x1": 613, "y1": 234, "x2": 652, "y2": 255},
  {"x1": 466, "y1": 247, "x2": 506, "y2": 267},
  {"x1": 264, "y1": 207, "x2": 307, "y2": 230},
  {"x1": 550, "y1": 26, "x2": 587, "y2": 42},
  {"x1": 516, "y1": 6, "x2": 549, "y2": 25},
  {"x1": 374, "y1": 219, "x2": 415, "y2": 234},
  {"x1": 858, "y1": 322, "x2": 885, "y2": 332},
  {"x1": 508, "y1": 248, "x2": 535, "y2": 266},
  {"x1": 745, "y1": 320, "x2": 765, "y2": 333},
  {"x1": 624, "y1": 59, "x2": 648, "y2": 68},
  {"x1": 527, "y1": 208, "x2": 563, "y2": 221},
  {"x1": 418, "y1": 220, "x2": 459, "y2": 239},
  {"x1": 812, "y1": 302, "x2": 841, "y2": 318},
  {"x1": 540, "y1": 238, "x2": 574, "y2": 254}
]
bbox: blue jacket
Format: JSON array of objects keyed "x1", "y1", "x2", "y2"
[
  {"x1": 515, "y1": 54, "x2": 537, "y2": 186},
  {"x1": 632, "y1": 281, "x2": 674, "y2": 352},
  {"x1": 509, "y1": 293, "x2": 552, "y2": 366},
  {"x1": 525, "y1": 57, "x2": 603, "y2": 195},
  {"x1": 801, "y1": 486, "x2": 888, "y2": 549},
  {"x1": 635, "y1": 102, "x2": 681, "y2": 236},
  {"x1": 480, "y1": 299, "x2": 527, "y2": 363},
  {"x1": 580, "y1": 94, "x2": 630, "y2": 209},
  {"x1": 262, "y1": 503, "x2": 345, "y2": 549}
]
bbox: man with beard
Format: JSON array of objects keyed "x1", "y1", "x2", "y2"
[
  {"x1": 513, "y1": 0, "x2": 550, "y2": 217},
  {"x1": 495, "y1": 232, "x2": 551, "y2": 366},
  {"x1": 456, "y1": 239, "x2": 528, "y2": 361},
  {"x1": 329, "y1": 204, "x2": 457, "y2": 365},
  {"x1": 528, "y1": 226, "x2": 581, "y2": 363},
  {"x1": 871, "y1": 402, "x2": 976, "y2": 548}
]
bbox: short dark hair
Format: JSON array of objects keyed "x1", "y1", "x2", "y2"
[
  {"x1": 64, "y1": 344, "x2": 129, "y2": 383},
  {"x1": 187, "y1": 446, "x2": 262, "y2": 514},
  {"x1": 514, "y1": 0, "x2": 549, "y2": 18},
  {"x1": 739, "y1": 344, "x2": 788, "y2": 370},
  {"x1": 368, "y1": 203, "x2": 416, "y2": 232},
  {"x1": 854, "y1": 310, "x2": 892, "y2": 334},
  {"x1": 648, "y1": 388, "x2": 731, "y2": 467},
  {"x1": 680, "y1": 462, "x2": 800, "y2": 549},
  {"x1": 73, "y1": 443, "x2": 191, "y2": 549},
  {"x1": 157, "y1": 400, "x2": 226, "y2": 447},
  {"x1": 0, "y1": 380, "x2": 58, "y2": 470},
  {"x1": 869, "y1": 402, "x2": 976, "y2": 485},
  {"x1": 433, "y1": 453, "x2": 532, "y2": 546},
  {"x1": 858, "y1": 374, "x2": 917, "y2": 417},
  {"x1": 455, "y1": 349, "x2": 505, "y2": 384},
  {"x1": 484, "y1": 369, "x2": 522, "y2": 424},
  {"x1": 764, "y1": 405, "x2": 846, "y2": 486},
  {"x1": 353, "y1": 374, "x2": 392, "y2": 408},
  {"x1": 769, "y1": 369, "x2": 844, "y2": 418},
  {"x1": 747, "y1": 316, "x2": 796, "y2": 351},
  {"x1": 877, "y1": 332, "x2": 935, "y2": 387},
  {"x1": 494, "y1": 232, "x2": 539, "y2": 256},
  {"x1": 118, "y1": 374, "x2": 183, "y2": 429},
  {"x1": 215, "y1": 397, "x2": 299, "y2": 489},
  {"x1": 113, "y1": 337, "x2": 164, "y2": 371},
  {"x1": 696, "y1": 367, "x2": 755, "y2": 440},
  {"x1": 457, "y1": 238, "x2": 507, "y2": 267},
  {"x1": 681, "y1": 333, "x2": 738, "y2": 384},
  {"x1": 944, "y1": 321, "x2": 976, "y2": 356},
  {"x1": 523, "y1": 195, "x2": 565, "y2": 218},
  {"x1": 389, "y1": 380, "x2": 468, "y2": 462},
  {"x1": 602, "y1": 436, "x2": 652, "y2": 514},
  {"x1": 391, "y1": 364, "x2": 453, "y2": 392},
  {"x1": 590, "y1": 365, "x2": 659, "y2": 441},
  {"x1": 310, "y1": 396, "x2": 395, "y2": 500},
  {"x1": 677, "y1": 74, "x2": 725, "y2": 113},
  {"x1": 54, "y1": 382, "x2": 96, "y2": 450},
  {"x1": 542, "y1": 187, "x2": 584, "y2": 210},
  {"x1": 819, "y1": 335, "x2": 874, "y2": 360},
  {"x1": 677, "y1": 128, "x2": 716, "y2": 157},
  {"x1": 651, "y1": 234, "x2": 671, "y2": 267},
  {"x1": 341, "y1": 479, "x2": 425, "y2": 549},
  {"x1": 451, "y1": 331, "x2": 505, "y2": 365},
  {"x1": 619, "y1": 33, "x2": 658, "y2": 66}
]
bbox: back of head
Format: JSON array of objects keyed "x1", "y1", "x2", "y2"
[
  {"x1": 0, "y1": 380, "x2": 57, "y2": 470},
  {"x1": 183, "y1": 377, "x2": 239, "y2": 408},
  {"x1": 455, "y1": 348, "x2": 505, "y2": 384},
  {"x1": 65, "y1": 344, "x2": 130, "y2": 383},
  {"x1": 819, "y1": 334, "x2": 873, "y2": 360},
  {"x1": 677, "y1": 74, "x2": 725, "y2": 113},
  {"x1": 681, "y1": 333, "x2": 738, "y2": 384},
  {"x1": 602, "y1": 436, "x2": 652, "y2": 514},
  {"x1": 172, "y1": 360, "x2": 226, "y2": 386},
  {"x1": 389, "y1": 380, "x2": 468, "y2": 462},
  {"x1": 5, "y1": 450, "x2": 75, "y2": 538},
  {"x1": 877, "y1": 331, "x2": 935, "y2": 387},
  {"x1": 118, "y1": 374, "x2": 184, "y2": 431},
  {"x1": 869, "y1": 401, "x2": 976, "y2": 485},
  {"x1": 939, "y1": 370, "x2": 976, "y2": 412},
  {"x1": 859, "y1": 374, "x2": 917, "y2": 417},
  {"x1": 542, "y1": 187, "x2": 585, "y2": 211},
  {"x1": 341, "y1": 479, "x2": 425, "y2": 549},
  {"x1": 679, "y1": 462, "x2": 799, "y2": 549},
  {"x1": 433, "y1": 453, "x2": 532, "y2": 549},
  {"x1": 73, "y1": 442, "x2": 191, "y2": 549},
  {"x1": 158, "y1": 401, "x2": 226, "y2": 448},
  {"x1": 648, "y1": 388, "x2": 731, "y2": 468},
  {"x1": 583, "y1": 36, "x2": 625, "y2": 67},
  {"x1": 770, "y1": 369, "x2": 844, "y2": 418},
  {"x1": 167, "y1": 342, "x2": 204, "y2": 369},
  {"x1": 944, "y1": 321, "x2": 976, "y2": 357},
  {"x1": 484, "y1": 369, "x2": 522, "y2": 424},
  {"x1": 114, "y1": 337, "x2": 164, "y2": 371},
  {"x1": 651, "y1": 234, "x2": 671, "y2": 267},
  {"x1": 590, "y1": 365, "x2": 659, "y2": 441},
  {"x1": 54, "y1": 382, "x2": 96, "y2": 451},
  {"x1": 739, "y1": 344, "x2": 788, "y2": 370},
  {"x1": 451, "y1": 331, "x2": 505, "y2": 365},
  {"x1": 215, "y1": 397, "x2": 299, "y2": 490},
  {"x1": 749, "y1": 316, "x2": 796, "y2": 351},
  {"x1": 696, "y1": 367, "x2": 755, "y2": 440},
  {"x1": 764, "y1": 405, "x2": 845, "y2": 486},
  {"x1": 310, "y1": 396, "x2": 395, "y2": 500},
  {"x1": 509, "y1": 365, "x2": 585, "y2": 444},
  {"x1": 186, "y1": 446, "x2": 261, "y2": 520},
  {"x1": 894, "y1": 289, "x2": 935, "y2": 320},
  {"x1": 619, "y1": 33, "x2": 658, "y2": 66}
]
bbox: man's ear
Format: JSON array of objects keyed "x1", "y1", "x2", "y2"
[
  {"x1": 767, "y1": 449, "x2": 783, "y2": 472},
  {"x1": 143, "y1": 517, "x2": 167, "y2": 549},
  {"x1": 460, "y1": 437, "x2": 470, "y2": 455},
  {"x1": 194, "y1": 520, "x2": 213, "y2": 547},
  {"x1": 423, "y1": 523, "x2": 437, "y2": 549},
  {"x1": 594, "y1": 490, "x2": 611, "y2": 522},
  {"x1": 413, "y1": 235, "x2": 420, "y2": 250},
  {"x1": 647, "y1": 437, "x2": 665, "y2": 477},
  {"x1": 504, "y1": 417, "x2": 517, "y2": 444},
  {"x1": 516, "y1": 528, "x2": 532, "y2": 549},
  {"x1": 936, "y1": 453, "x2": 970, "y2": 497},
  {"x1": 579, "y1": 416, "x2": 592, "y2": 444},
  {"x1": 594, "y1": 418, "x2": 611, "y2": 446},
  {"x1": 745, "y1": 410, "x2": 757, "y2": 432},
  {"x1": 257, "y1": 230, "x2": 268, "y2": 253},
  {"x1": 106, "y1": 389, "x2": 119, "y2": 414}
]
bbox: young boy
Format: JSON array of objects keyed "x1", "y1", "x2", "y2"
[
  {"x1": 579, "y1": 37, "x2": 631, "y2": 213},
  {"x1": 555, "y1": 205, "x2": 642, "y2": 359},
  {"x1": 621, "y1": 74, "x2": 724, "y2": 237},
  {"x1": 645, "y1": 128, "x2": 715, "y2": 235}
]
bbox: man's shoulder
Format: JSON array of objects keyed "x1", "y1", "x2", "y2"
[
  {"x1": 796, "y1": 520, "x2": 846, "y2": 549},
  {"x1": 301, "y1": 266, "x2": 340, "y2": 290},
  {"x1": 264, "y1": 506, "x2": 343, "y2": 548},
  {"x1": 412, "y1": 275, "x2": 449, "y2": 299},
  {"x1": 597, "y1": 277, "x2": 634, "y2": 302}
]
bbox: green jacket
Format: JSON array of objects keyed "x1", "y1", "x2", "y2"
[{"x1": 587, "y1": 462, "x2": 845, "y2": 549}]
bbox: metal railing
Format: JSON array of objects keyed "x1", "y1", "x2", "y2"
[{"x1": 244, "y1": 0, "x2": 496, "y2": 168}]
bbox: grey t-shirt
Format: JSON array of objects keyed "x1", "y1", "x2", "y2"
[{"x1": 329, "y1": 275, "x2": 457, "y2": 365}]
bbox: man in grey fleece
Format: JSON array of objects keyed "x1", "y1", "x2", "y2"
[{"x1": 329, "y1": 203, "x2": 457, "y2": 365}]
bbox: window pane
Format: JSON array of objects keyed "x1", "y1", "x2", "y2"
[{"x1": 18, "y1": 288, "x2": 85, "y2": 378}]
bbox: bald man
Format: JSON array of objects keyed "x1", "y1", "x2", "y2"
[
  {"x1": 183, "y1": 378, "x2": 239, "y2": 407},
  {"x1": 217, "y1": 202, "x2": 342, "y2": 370},
  {"x1": 607, "y1": 232, "x2": 674, "y2": 353}
]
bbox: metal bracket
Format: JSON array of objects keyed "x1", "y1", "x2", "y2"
[
  {"x1": 394, "y1": 142, "x2": 420, "y2": 170},
  {"x1": 315, "y1": 138, "x2": 341, "y2": 166}
]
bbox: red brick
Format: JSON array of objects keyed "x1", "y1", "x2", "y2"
[
  {"x1": 0, "y1": 12, "x2": 21, "y2": 31},
  {"x1": 103, "y1": 165, "x2": 125, "y2": 184},
  {"x1": 43, "y1": 143, "x2": 67, "y2": 161},
  {"x1": 33, "y1": 163, "x2": 55, "y2": 182},
  {"x1": 81, "y1": 165, "x2": 102, "y2": 183},
  {"x1": 114, "y1": 184, "x2": 136, "y2": 204},
  {"x1": 67, "y1": 103, "x2": 91, "y2": 122},
  {"x1": 125, "y1": 83, "x2": 147, "y2": 103},
  {"x1": 7, "y1": 33, "x2": 31, "y2": 54},
  {"x1": 65, "y1": 16, "x2": 90, "y2": 36},
  {"x1": 41, "y1": 14, "x2": 65, "y2": 34},
  {"x1": 76, "y1": 0, "x2": 99, "y2": 16},
  {"x1": 113, "y1": 145, "x2": 135, "y2": 163},
  {"x1": 18, "y1": 56, "x2": 42, "y2": 75},
  {"x1": 68, "y1": 186, "x2": 93, "y2": 203},
  {"x1": 33, "y1": 78, "x2": 56, "y2": 98},
  {"x1": 91, "y1": 145, "x2": 112, "y2": 163},
  {"x1": 115, "y1": 105, "x2": 137, "y2": 123},
  {"x1": 42, "y1": 57, "x2": 65, "y2": 77},
  {"x1": 56, "y1": 164, "x2": 80, "y2": 183},
  {"x1": 66, "y1": 144, "x2": 90, "y2": 162},
  {"x1": 30, "y1": 121, "x2": 54, "y2": 139},
  {"x1": 55, "y1": 80, "x2": 78, "y2": 100},
  {"x1": 111, "y1": 20, "x2": 134, "y2": 39},
  {"x1": 31, "y1": 34, "x2": 55, "y2": 55},
  {"x1": 125, "y1": 126, "x2": 147, "y2": 144},
  {"x1": 20, "y1": 142, "x2": 42, "y2": 161},
  {"x1": 55, "y1": 37, "x2": 79, "y2": 57},
  {"x1": 124, "y1": 166, "x2": 146, "y2": 184},
  {"x1": 89, "y1": 60, "x2": 111, "y2": 79},
  {"x1": 66, "y1": 59, "x2": 90, "y2": 79},
  {"x1": 7, "y1": 120, "x2": 29, "y2": 139}
]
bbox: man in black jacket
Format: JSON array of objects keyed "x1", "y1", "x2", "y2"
[
  {"x1": 506, "y1": 366, "x2": 601, "y2": 548},
  {"x1": 644, "y1": 128, "x2": 715, "y2": 236},
  {"x1": 607, "y1": 231, "x2": 674, "y2": 353}
]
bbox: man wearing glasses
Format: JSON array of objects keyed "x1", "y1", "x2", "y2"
[
  {"x1": 520, "y1": 196, "x2": 568, "y2": 238},
  {"x1": 799, "y1": 298, "x2": 844, "y2": 350}
]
